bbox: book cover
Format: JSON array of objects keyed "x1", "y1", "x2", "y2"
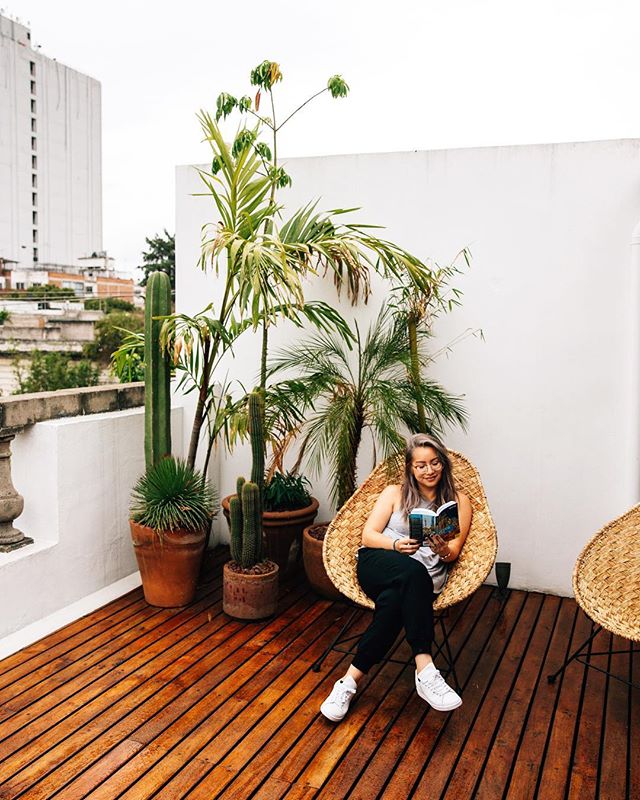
[{"x1": 408, "y1": 501, "x2": 460, "y2": 544}]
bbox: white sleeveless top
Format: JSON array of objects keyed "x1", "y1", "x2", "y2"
[{"x1": 381, "y1": 497, "x2": 449, "y2": 593}]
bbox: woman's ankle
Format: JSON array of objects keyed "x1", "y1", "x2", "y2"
[
  {"x1": 346, "y1": 665, "x2": 364, "y2": 684},
  {"x1": 415, "y1": 653, "x2": 434, "y2": 674}
]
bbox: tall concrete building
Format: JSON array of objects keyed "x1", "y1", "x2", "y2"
[{"x1": 0, "y1": 13, "x2": 102, "y2": 275}]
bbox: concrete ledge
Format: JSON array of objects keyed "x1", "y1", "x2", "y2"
[{"x1": 0, "y1": 382, "x2": 145, "y2": 430}]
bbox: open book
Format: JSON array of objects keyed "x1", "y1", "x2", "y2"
[{"x1": 408, "y1": 501, "x2": 460, "y2": 545}]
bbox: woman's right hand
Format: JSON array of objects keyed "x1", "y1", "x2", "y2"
[{"x1": 394, "y1": 537, "x2": 420, "y2": 555}]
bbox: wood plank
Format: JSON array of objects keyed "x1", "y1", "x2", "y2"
[
  {"x1": 598, "y1": 634, "x2": 632, "y2": 800},
  {"x1": 424, "y1": 592, "x2": 545, "y2": 799},
  {"x1": 565, "y1": 628, "x2": 609, "y2": 800},
  {"x1": 466, "y1": 593, "x2": 561, "y2": 799},
  {"x1": 0, "y1": 549, "x2": 228, "y2": 685},
  {"x1": 3, "y1": 580, "x2": 311, "y2": 799},
  {"x1": 307, "y1": 596, "x2": 478, "y2": 800},
  {"x1": 534, "y1": 607, "x2": 594, "y2": 800},
  {"x1": 502, "y1": 596, "x2": 577, "y2": 800},
  {"x1": 630, "y1": 643, "x2": 640, "y2": 800},
  {"x1": 0, "y1": 586, "x2": 223, "y2": 750},
  {"x1": 379, "y1": 589, "x2": 526, "y2": 800},
  {"x1": 0, "y1": 603, "x2": 233, "y2": 791},
  {"x1": 128, "y1": 602, "x2": 353, "y2": 798},
  {"x1": 0, "y1": 567, "x2": 632, "y2": 800}
]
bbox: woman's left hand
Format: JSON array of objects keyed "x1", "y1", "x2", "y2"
[{"x1": 428, "y1": 534, "x2": 450, "y2": 560}]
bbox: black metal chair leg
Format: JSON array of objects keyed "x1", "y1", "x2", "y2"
[
  {"x1": 437, "y1": 615, "x2": 461, "y2": 693},
  {"x1": 312, "y1": 606, "x2": 360, "y2": 672},
  {"x1": 547, "y1": 624, "x2": 603, "y2": 684}
]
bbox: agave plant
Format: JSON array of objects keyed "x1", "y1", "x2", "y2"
[
  {"x1": 268, "y1": 304, "x2": 467, "y2": 510},
  {"x1": 130, "y1": 457, "x2": 217, "y2": 533}
]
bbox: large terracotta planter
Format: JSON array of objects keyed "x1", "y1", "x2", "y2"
[
  {"x1": 130, "y1": 520, "x2": 206, "y2": 608},
  {"x1": 222, "y1": 495, "x2": 319, "y2": 576},
  {"x1": 302, "y1": 523, "x2": 343, "y2": 601},
  {"x1": 223, "y1": 561, "x2": 279, "y2": 620}
]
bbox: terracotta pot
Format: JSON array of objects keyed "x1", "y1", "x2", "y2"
[
  {"x1": 129, "y1": 520, "x2": 206, "y2": 608},
  {"x1": 222, "y1": 495, "x2": 319, "y2": 576},
  {"x1": 223, "y1": 561, "x2": 279, "y2": 620},
  {"x1": 302, "y1": 523, "x2": 344, "y2": 601}
]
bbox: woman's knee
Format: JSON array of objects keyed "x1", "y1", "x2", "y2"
[{"x1": 398, "y1": 560, "x2": 433, "y2": 591}]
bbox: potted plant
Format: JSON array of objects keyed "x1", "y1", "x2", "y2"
[
  {"x1": 223, "y1": 476, "x2": 279, "y2": 619},
  {"x1": 129, "y1": 456, "x2": 216, "y2": 607},
  {"x1": 302, "y1": 522, "x2": 343, "y2": 600},
  {"x1": 269, "y1": 303, "x2": 468, "y2": 595},
  {"x1": 223, "y1": 469, "x2": 319, "y2": 576}
]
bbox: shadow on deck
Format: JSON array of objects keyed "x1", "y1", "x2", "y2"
[{"x1": 0, "y1": 547, "x2": 638, "y2": 799}]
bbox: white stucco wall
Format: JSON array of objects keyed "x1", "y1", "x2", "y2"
[
  {"x1": 0, "y1": 405, "x2": 183, "y2": 640},
  {"x1": 175, "y1": 138, "x2": 640, "y2": 597}
]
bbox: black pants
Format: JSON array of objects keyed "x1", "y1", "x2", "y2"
[{"x1": 352, "y1": 547, "x2": 435, "y2": 673}]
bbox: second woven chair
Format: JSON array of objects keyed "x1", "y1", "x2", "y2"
[{"x1": 313, "y1": 449, "x2": 498, "y2": 685}]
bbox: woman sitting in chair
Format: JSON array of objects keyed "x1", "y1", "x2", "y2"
[{"x1": 320, "y1": 433, "x2": 472, "y2": 721}]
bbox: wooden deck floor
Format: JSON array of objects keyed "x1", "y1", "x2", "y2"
[{"x1": 0, "y1": 547, "x2": 638, "y2": 800}]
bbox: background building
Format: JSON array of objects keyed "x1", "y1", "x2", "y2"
[{"x1": 0, "y1": 13, "x2": 105, "y2": 279}]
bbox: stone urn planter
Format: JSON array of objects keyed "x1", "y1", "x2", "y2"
[
  {"x1": 223, "y1": 560, "x2": 279, "y2": 620},
  {"x1": 302, "y1": 522, "x2": 343, "y2": 601},
  {"x1": 130, "y1": 521, "x2": 206, "y2": 608},
  {"x1": 222, "y1": 495, "x2": 319, "y2": 576}
]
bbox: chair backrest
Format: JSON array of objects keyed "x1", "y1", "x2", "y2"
[
  {"x1": 573, "y1": 503, "x2": 640, "y2": 642},
  {"x1": 323, "y1": 449, "x2": 498, "y2": 611}
]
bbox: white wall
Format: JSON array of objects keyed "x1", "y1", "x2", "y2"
[
  {"x1": 0, "y1": 405, "x2": 183, "y2": 638},
  {"x1": 175, "y1": 139, "x2": 640, "y2": 596}
]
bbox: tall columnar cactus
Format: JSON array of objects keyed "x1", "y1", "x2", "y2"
[
  {"x1": 248, "y1": 389, "x2": 265, "y2": 503},
  {"x1": 144, "y1": 271, "x2": 172, "y2": 468},
  {"x1": 229, "y1": 479, "x2": 262, "y2": 568}
]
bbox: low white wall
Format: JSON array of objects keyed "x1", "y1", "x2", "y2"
[
  {"x1": 175, "y1": 138, "x2": 640, "y2": 596},
  {"x1": 0, "y1": 405, "x2": 183, "y2": 639}
]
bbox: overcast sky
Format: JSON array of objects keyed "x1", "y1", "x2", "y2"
[{"x1": 5, "y1": 0, "x2": 640, "y2": 276}]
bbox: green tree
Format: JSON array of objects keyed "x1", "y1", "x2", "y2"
[
  {"x1": 13, "y1": 352, "x2": 100, "y2": 394},
  {"x1": 83, "y1": 310, "x2": 144, "y2": 364},
  {"x1": 267, "y1": 304, "x2": 467, "y2": 509},
  {"x1": 139, "y1": 230, "x2": 175, "y2": 290}
]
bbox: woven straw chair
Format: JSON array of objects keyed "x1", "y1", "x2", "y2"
[
  {"x1": 312, "y1": 449, "x2": 498, "y2": 682},
  {"x1": 548, "y1": 503, "x2": 640, "y2": 688}
]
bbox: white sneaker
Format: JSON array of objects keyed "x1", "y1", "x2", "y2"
[
  {"x1": 320, "y1": 676, "x2": 357, "y2": 721},
  {"x1": 415, "y1": 664, "x2": 462, "y2": 711}
]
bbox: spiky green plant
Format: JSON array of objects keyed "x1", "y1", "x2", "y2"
[
  {"x1": 144, "y1": 271, "x2": 172, "y2": 468},
  {"x1": 130, "y1": 457, "x2": 216, "y2": 533},
  {"x1": 228, "y1": 479, "x2": 263, "y2": 569},
  {"x1": 248, "y1": 389, "x2": 265, "y2": 501},
  {"x1": 268, "y1": 304, "x2": 468, "y2": 510}
]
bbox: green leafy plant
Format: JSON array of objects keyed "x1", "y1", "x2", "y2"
[
  {"x1": 85, "y1": 297, "x2": 135, "y2": 313},
  {"x1": 130, "y1": 456, "x2": 216, "y2": 533},
  {"x1": 13, "y1": 351, "x2": 100, "y2": 394},
  {"x1": 264, "y1": 471, "x2": 312, "y2": 512},
  {"x1": 83, "y1": 311, "x2": 144, "y2": 364},
  {"x1": 268, "y1": 303, "x2": 467, "y2": 509},
  {"x1": 0, "y1": 309, "x2": 10, "y2": 324},
  {"x1": 168, "y1": 60, "x2": 453, "y2": 471},
  {"x1": 6, "y1": 285, "x2": 76, "y2": 300},
  {"x1": 110, "y1": 330, "x2": 145, "y2": 382}
]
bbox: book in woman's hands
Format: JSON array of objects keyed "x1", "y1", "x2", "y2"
[{"x1": 408, "y1": 501, "x2": 460, "y2": 545}]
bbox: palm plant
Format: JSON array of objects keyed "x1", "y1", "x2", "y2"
[
  {"x1": 171, "y1": 61, "x2": 456, "y2": 470},
  {"x1": 267, "y1": 304, "x2": 467, "y2": 510}
]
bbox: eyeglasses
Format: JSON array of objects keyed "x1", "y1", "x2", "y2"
[{"x1": 412, "y1": 460, "x2": 443, "y2": 473}]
